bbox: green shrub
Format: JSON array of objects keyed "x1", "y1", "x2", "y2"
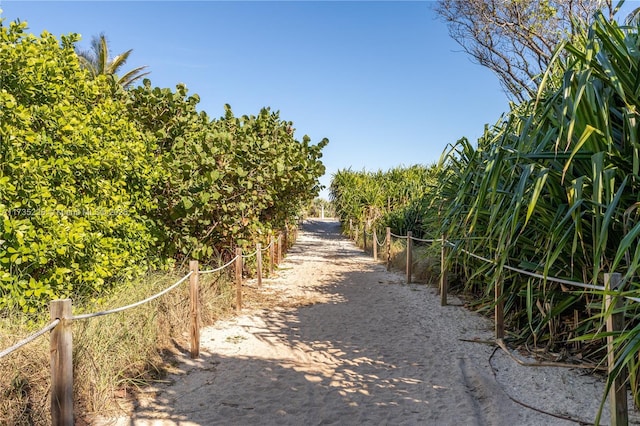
[
  {"x1": 128, "y1": 81, "x2": 327, "y2": 261},
  {"x1": 0, "y1": 20, "x2": 161, "y2": 311}
]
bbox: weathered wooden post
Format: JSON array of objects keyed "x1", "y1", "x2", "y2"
[
  {"x1": 354, "y1": 225, "x2": 359, "y2": 246},
  {"x1": 269, "y1": 235, "x2": 275, "y2": 276},
  {"x1": 256, "y1": 243, "x2": 263, "y2": 287},
  {"x1": 349, "y1": 218, "x2": 353, "y2": 238},
  {"x1": 283, "y1": 226, "x2": 288, "y2": 252},
  {"x1": 189, "y1": 260, "x2": 200, "y2": 358},
  {"x1": 235, "y1": 248, "x2": 243, "y2": 312},
  {"x1": 373, "y1": 228, "x2": 378, "y2": 261},
  {"x1": 386, "y1": 227, "x2": 391, "y2": 271},
  {"x1": 277, "y1": 233, "x2": 282, "y2": 264},
  {"x1": 50, "y1": 299, "x2": 73, "y2": 426},
  {"x1": 363, "y1": 222, "x2": 367, "y2": 252},
  {"x1": 605, "y1": 272, "x2": 628, "y2": 426},
  {"x1": 440, "y1": 235, "x2": 448, "y2": 306},
  {"x1": 406, "y1": 231, "x2": 413, "y2": 284}
]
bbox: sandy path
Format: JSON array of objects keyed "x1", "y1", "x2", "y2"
[{"x1": 102, "y1": 219, "x2": 639, "y2": 425}]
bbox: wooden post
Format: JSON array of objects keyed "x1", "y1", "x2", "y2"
[
  {"x1": 189, "y1": 260, "x2": 200, "y2": 359},
  {"x1": 256, "y1": 243, "x2": 263, "y2": 287},
  {"x1": 50, "y1": 299, "x2": 73, "y2": 426},
  {"x1": 269, "y1": 235, "x2": 275, "y2": 276},
  {"x1": 235, "y1": 248, "x2": 243, "y2": 312},
  {"x1": 283, "y1": 226, "x2": 288, "y2": 252},
  {"x1": 277, "y1": 233, "x2": 282, "y2": 264},
  {"x1": 495, "y1": 273, "x2": 504, "y2": 339},
  {"x1": 355, "y1": 225, "x2": 359, "y2": 246},
  {"x1": 386, "y1": 227, "x2": 391, "y2": 271},
  {"x1": 349, "y1": 218, "x2": 353, "y2": 238},
  {"x1": 406, "y1": 231, "x2": 413, "y2": 284},
  {"x1": 605, "y1": 272, "x2": 628, "y2": 426},
  {"x1": 440, "y1": 235, "x2": 448, "y2": 306},
  {"x1": 373, "y1": 228, "x2": 378, "y2": 261},
  {"x1": 363, "y1": 223, "x2": 367, "y2": 252}
]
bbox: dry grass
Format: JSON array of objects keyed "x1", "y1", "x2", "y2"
[
  {"x1": 0, "y1": 327, "x2": 50, "y2": 426},
  {"x1": 0, "y1": 268, "x2": 238, "y2": 425},
  {"x1": 0, "y1": 230, "x2": 319, "y2": 424}
]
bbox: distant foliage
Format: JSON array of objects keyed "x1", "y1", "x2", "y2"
[
  {"x1": 305, "y1": 198, "x2": 334, "y2": 218},
  {"x1": 329, "y1": 165, "x2": 439, "y2": 238}
]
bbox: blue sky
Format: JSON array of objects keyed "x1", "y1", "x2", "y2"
[{"x1": 1, "y1": 1, "x2": 513, "y2": 198}]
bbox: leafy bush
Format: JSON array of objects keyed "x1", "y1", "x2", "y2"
[
  {"x1": 129, "y1": 81, "x2": 327, "y2": 261},
  {"x1": 0, "y1": 21, "x2": 160, "y2": 311},
  {"x1": 0, "y1": 16, "x2": 328, "y2": 311}
]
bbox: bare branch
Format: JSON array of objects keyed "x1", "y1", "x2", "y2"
[{"x1": 434, "y1": 0, "x2": 608, "y2": 101}]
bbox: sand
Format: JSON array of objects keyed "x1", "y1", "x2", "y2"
[{"x1": 98, "y1": 219, "x2": 640, "y2": 425}]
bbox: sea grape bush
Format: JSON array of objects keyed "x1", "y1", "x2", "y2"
[
  {"x1": 0, "y1": 21, "x2": 161, "y2": 311},
  {"x1": 0, "y1": 17, "x2": 327, "y2": 311},
  {"x1": 128, "y1": 82, "x2": 327, "y2": 261}
]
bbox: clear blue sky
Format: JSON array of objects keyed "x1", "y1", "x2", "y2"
[{"x1": 1, "y1": 1, "x2": 513, "y2": 198}]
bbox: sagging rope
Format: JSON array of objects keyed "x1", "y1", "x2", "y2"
[
  {"x1": 73, "y1": 272, "x2": 194, "y2": 321},
  {"x1": 0, "y1": 319, "x2": 60, "y2": 360}
]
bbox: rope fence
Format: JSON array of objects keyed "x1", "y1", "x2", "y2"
[
  {"x1": 411, "y1": 236, "x2": 438, "y2": 244},
  {"x1": 376, "y1": 229, "x2": 609, "y2": 296},
  {"x1": 242, "y1": 250, "x2": 258, "y2": 259},
  {"x1": 448, "y1": 241, "x2": 606, "y2": 292},
  {"x1": 5, "y1": 216, "x2": 630, "y2": 424},
  {"x1": 348, "y1": 222, "x2": 632, "y2": 425},
  {"x1": 0, "y1": 230, "x2": 290, "y2": 425},
  {"x1": 72, "y1": 272, "x2": 194, "y2": 321},
  {"x1": 0, "y1": 319, "x2": 60, "y2": 360},
  {"x1": 200, "y1": 255, "x2": 239, "y2": 274},
  {"x1": 390, "y1": 232, "x2": 408, "y2": 239}
]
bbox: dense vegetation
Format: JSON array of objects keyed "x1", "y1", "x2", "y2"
[
  {"x1": 330, "y1": 165, "x2": 440, "y2": 239},
  {"x1": 0, "y1": 18, "x2": 327, "y2": 312},
  {"x1": 331, "y1": 6, "x2": 640, "y2": 414},
  {"x1": 441, "y1": 10, "x2": 640, "y2": 410}
]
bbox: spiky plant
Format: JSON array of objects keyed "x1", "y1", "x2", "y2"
[{"x1": 438, "y1": 4, "x2": 640, "y2": 417}]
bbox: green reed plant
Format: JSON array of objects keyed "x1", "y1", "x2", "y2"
[
  {"x1": 438, "y1": 4, "x2": 640, "y2": 417},
  {"x1": 329, "y1": 165, "x2": 439, "y2": 239}
]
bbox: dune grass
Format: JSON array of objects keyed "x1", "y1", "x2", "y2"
[{"x1": 0, "y1": 268, "x2": 237, "y2": 424}]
